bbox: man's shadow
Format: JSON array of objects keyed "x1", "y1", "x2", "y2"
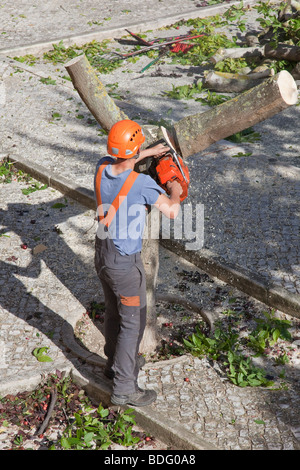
[{"x1": 0, "y1": 196, "x2": 107, "y2": 386}]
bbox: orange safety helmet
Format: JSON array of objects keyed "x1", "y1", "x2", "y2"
[{"x1": 107, "y1": 120, "x2": 145, "y2": 159}]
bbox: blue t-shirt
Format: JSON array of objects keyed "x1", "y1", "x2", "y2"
[{"x1": 94, "y1": 156, "x2": 165, "y2": 255}]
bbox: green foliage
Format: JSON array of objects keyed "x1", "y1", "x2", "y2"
[
  {"x1": 39, "y1": 76, "x2": 56, "y2": 85},
  {"x1": 0, "y1": 372, "x2": 141, "y2": 450},
  {"x1": 60, "y1": 405, "x2": 140, "y2": 450},
  {"x1": 170, "y1": 32, "x2": 237, "y2": 67},
  {"x1": 247, "y1": 310, "x2": 292, "y2": 355},
  {"x1": 225, "y1": 351, "x2": 273, "y2": 387},
  {"x1": 43, "y1": 40, "x2": 123, "y2": 74},
  {"x1": 0, "y1": 160, "x2": 15, "y2": 183},
  {"x1": 184, "y1": 325, "x2": 224, "y2": 360},
  {"x1": 0, "y1": 159, "x2": 38, "y2": 187},
  {"x1": 223, "y1": 1, "x2": 247, "y2": 32},
  {"x1": 225, "y1": 127, "x2": 261, "y2": 143},
  {"x1": 13, "y1": 54, "x2": 37, "y2": 66},
  {"x1": 21, "y1": 182, "x2": 48, "y2": 195},
  {"x1": 32, "y1": 346, "x2": 53, "y2": 362},
  {"x1": 214, "y1": 57, "x2": 248, "y2": 73},
  {"x1": 164, "y1": 83, "x2": 231, "y2": 107},
  {"x1": 255, "y1": 1, "x2": 300, "y2": 46},
  {"x1": 0, "y1": 159, "x2": 48, "y2": 193},
  {"x1": 165, "y1": 82, "x2": 202, "y2": 100},
  {"x1": 51, "y1": 202, "x2": 67, "y2": 209},
  {"x1": 184, "y1": 325, "x2": 274, "y2": 387},
  {"x1": 184, "y1": 308, "x2": 292, "y2": 388},
  {"x1": 165, "y1": 1, "x2": 299, "y2": 98},
  {"x1": 88, "y1": 300, "x2": 105, "y2": 321},
  {"x1": 196, "y1": 90, "x2": 231, "y2": 106}
]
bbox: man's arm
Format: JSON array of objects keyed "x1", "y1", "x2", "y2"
[
  {"x1": 136, "y1": 143, "x2": 183, "y2": 219},
  {"x1": 135, "y1": 143, "x2": 169, "y2": 162},
  {"x1": 154, "y1": 180, "x2": 182, "y2": 219}
]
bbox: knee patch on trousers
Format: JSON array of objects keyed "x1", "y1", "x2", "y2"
[{"x1": 120, "y1": 295, "x2": 140, "y2": 307}]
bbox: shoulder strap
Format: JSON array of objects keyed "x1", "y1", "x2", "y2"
[{"x1": 95, "y1": 163, "x2": 139, "y2": 228}]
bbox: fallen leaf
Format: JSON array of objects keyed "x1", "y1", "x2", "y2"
[{"x1": 32, "y1": 244, "x2": 47, "y2": 255}]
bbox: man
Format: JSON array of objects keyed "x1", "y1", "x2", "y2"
[{"x1": 94, "y1": 119, "x2": 182, "y2": 407}]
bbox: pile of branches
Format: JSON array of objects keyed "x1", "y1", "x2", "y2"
[{"x1": 203, "y1": 0, "x2": 300, "y2": 93}]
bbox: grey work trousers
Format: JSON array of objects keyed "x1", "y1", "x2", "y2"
[{"x1": 94, "y1": 236, "x2": 146, "y2": 395}]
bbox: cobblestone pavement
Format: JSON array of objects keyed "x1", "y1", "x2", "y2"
[
  {"x1": 0, "y1": 0, "x2": 300, "y2": 451},
  {"x1": 1, "y1": 175, "x2": 300, "y2": 451},
  {"x1": 0, "y1": 0, "x2": 255, "y2": 53}
]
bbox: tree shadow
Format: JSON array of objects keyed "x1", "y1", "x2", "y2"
[
  {"x1": 0, "y1": 194, "x2": 109, "y2": 388},
  {"x1": 8, "y1": 81, "x2": 300, "y2": 299}
]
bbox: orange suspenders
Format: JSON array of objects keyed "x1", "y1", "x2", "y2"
[{"x1": 95, "y1": 161, "x2": 139, "y2": 229}]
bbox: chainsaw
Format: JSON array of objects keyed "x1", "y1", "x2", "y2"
[{"x1": 137, "y1": 127, "x2": 190, "y2": 202}]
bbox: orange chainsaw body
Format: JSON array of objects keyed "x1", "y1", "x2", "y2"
[{"x1": 155, "y1": 153, "x2": 190, "y2": 202}]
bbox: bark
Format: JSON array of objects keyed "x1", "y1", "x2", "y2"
[
  {"x1": 210, "y1": 46, "x2": 264, "y2": 64},
  {"x1": 173, "y1": 70, "x2": 298, "y2": 158},
  {"x1": 139, "y1": 208, "x2": 161, "y2": 353},
  {"x1": 291, "y1": 61, "x2": 300, "y2": 79},
  {"x1": 202, "y1": 69, "x2": 273, "y2": 93},
  {"x1": 210, "y1": 44, "x2": 300, "y2": 64},
  {"x1": 65, "y1": 54, "x2": 128, "y2": 132},
  {"x1": 245, "y1": 31, "x2": 260, "y2": 47},
  {"x1": 264, "y1": 43, "x2": 300, "y2": 62}
]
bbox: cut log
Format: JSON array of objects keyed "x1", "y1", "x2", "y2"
[
  {"x1": 173, "y1": 70, "x2": 298, "y2": 158},
  {"x1": 291, "y1": 61, "x2": 300, "y2": 79},
  {"x1": 202, "y1": 69, "x2": 273, "y2": 93},
  {"x1": 139, "y1": 208, "x2": 161, "y2": 353},
  {"x1": 65, "y1": 54, "x2": 128, "y2": 132},
  {"x1": 264, "y1": 43, "x2": 300, "y2": 62},
  {"x1": 210, "y1": 44, "x2": 300, "y2": 64},
  {"x1": 210, "y1": 46, "x2": 264, "y2": 64},
  {"x1": 245, "y1": 30, "x2": 260, "y2": 47}
]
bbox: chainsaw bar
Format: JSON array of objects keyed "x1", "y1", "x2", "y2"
[{"x1": 161, "y1": 126, "x2": 189, "y2": 184}]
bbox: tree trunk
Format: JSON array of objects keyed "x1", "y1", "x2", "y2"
[
  {"x1": 202, "y1": 69, "x2": 273, "y2": 93},
  {"x1": 210, "y1": 44, "x2": 300, "y2": 64},
  {"x1": 210, "y1": 46, "x2": 264, "y2": 64},
  {"x1": 65, "y1": 54, "x2": 128, "y2": 132},
  {"x1": 264, "y1": 43, "x2": 300, "y2": 62},
  {"x1": 291, "y1": 62, "x2": 300, "y2": 79},
  {"x1": 139, "y1": 207, "x2": 161, "y2": 352},
  {"x1": 173, "y1": 70, "x2": 298, "y2": 158}
]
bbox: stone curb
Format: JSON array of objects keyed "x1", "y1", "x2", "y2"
[
  {"x1": 161, "y1": 240, "x2": 300, "y2": 320},
  {"x1": 0, "y1": 363, "x2": 73, "y2": 397},
  {"x1": 0, "y1": 0, "x2": 259, "y2": 57},
  {"x1": 59, "y1": 304, "x2": 217, "y2": 450},
  {"x1": 71, "y1": 366, "x2": 219, "y2": 451},
  {"x1": 8, "y1": 153, "x2": 300, "y2": 321},
  {"x1": 59, "y1": 289, "x2": 218, "y2": 450}
]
